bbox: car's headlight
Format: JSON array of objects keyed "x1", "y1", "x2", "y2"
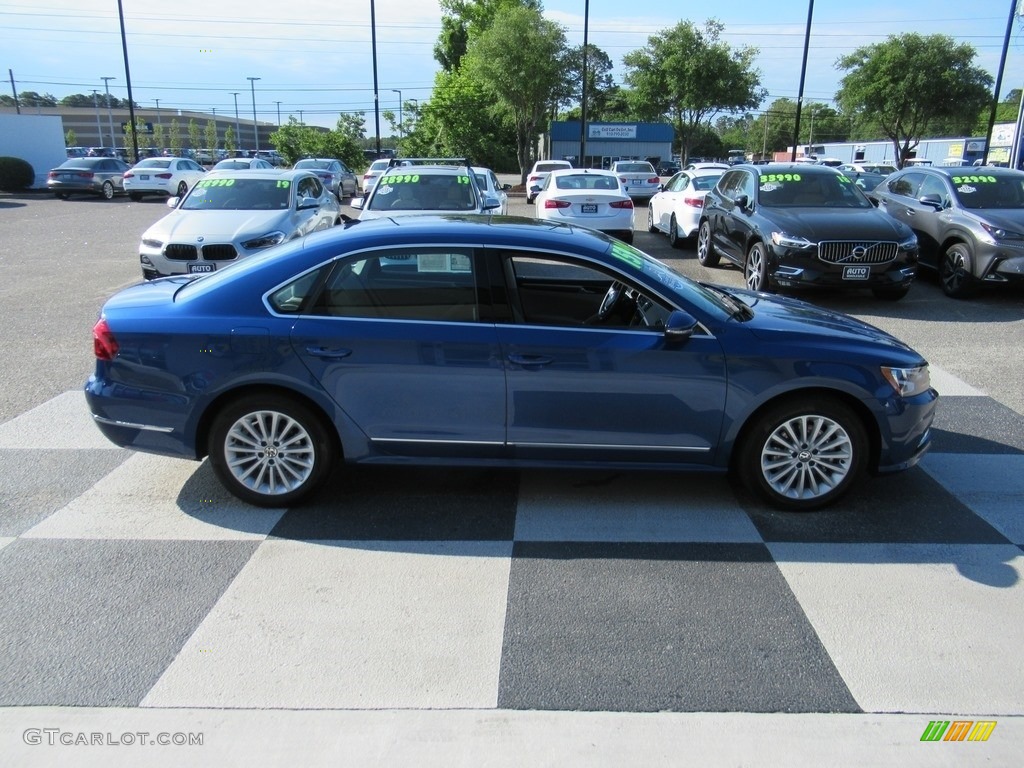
[
  {"x1": 980, "y1": 222, "x2": 1024, "y2": 241},
  {"x1": 899, "y1": 233, "x2": 918, "y2": 250},
  {"x1": 881, "y1": 365, "x2": 930, "y2": 397},
  {"x1": 771, "y1": 231, "x2": 814, "y2": 249},
  {"x1": 141, "y1": 238, "x2": 163, "y2": 249},
  {"x1": 241, "y1": 231, "x2": 286, "y2": 250}
]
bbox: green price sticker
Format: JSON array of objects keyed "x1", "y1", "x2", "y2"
[
  {"x1": 276, "y1": 180, "x2": 290, "y2": 188},
  {"x1": 761, "y1": 173, "x2": 801, "y2": 183}
]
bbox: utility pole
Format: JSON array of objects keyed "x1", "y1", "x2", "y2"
[
  {"x1": 92, "y1": 90, "x2": 103, "y2": 146},
  {"x1": 101, "y1": 76, "x2": 116, "y2": 149},
  {"x1": 231, "y1": 92, "x2": 240, "y2": 153},
  {"x1": 275, "y1": 101, "x2": 282, "y2": 126},
  {"x1": 247, "y1": 76, "x2": 260, "y2": 151}
]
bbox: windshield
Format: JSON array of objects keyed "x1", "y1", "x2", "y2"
[
  {"x1": 757, "y1": 172, "x2": 873, "y2": 209},
  {"x1": 181, "y1": 178, "x2": 291, "y2": 210},
  {"x1": 950, "y1": 173, "x2": 1024, "y2": 210},
  {"x1": 367, "y1": 173, "x2": 477, "y2": 211}
]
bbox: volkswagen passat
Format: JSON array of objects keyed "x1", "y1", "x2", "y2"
[
  {"x1": 698, "y1": 164, "x2": 919, "y2": 300},
  {"x1": 138, "y1": 169, "x2": 341, "y2": 279},
  {"x1": 88, "y1": 216, "x2": 936, "y2": 511}
]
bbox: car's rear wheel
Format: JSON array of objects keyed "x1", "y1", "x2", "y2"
[
  {"x1": 745, "y1": 242, "x2": 771, "y2": 292},
  {"x1": 54, "y1": 192, "x2": 69, "y2": 200},
  {"x1": 696, "y1": 220, "x2": 720, "y2": 266},
  {"x1": 668, "y1": 214, "x2": 683, "y2": 249},
  {"x1": 208, "y1": 395, "x2": 336, "y2": 507},
  {"x1": 177, "y1": 181, "x2": 188, "y2": 197},
  {"x1": 618, "y1": 231, "x2": 634, "y2": 245},
  {"x1": 736, "y1": 397, "x2": 867, "y2": 511},
  {"x1": 129, "y1": 192, "x2": 142, "y2": 201},
  {"x1": 939, "y1": 243, "x2": 978, "y2": 299},
  {"x1": 647, "y1": 207, "x2": 657, "y2": 233},
  {"x1": 101, "y1": 181, "x2": 114, "y2": 200}
]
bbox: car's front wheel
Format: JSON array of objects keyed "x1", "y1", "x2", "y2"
[
  {"x1": 696, "y1": 220, "x2": 720, "y2": 266},
  {"x1": 208, "y1": 395, "x2": 336, "y2": 507},
  {"x1": 736, "y1": 397, "x2": 867, "y2": 511},
  {"x1": 745, "y1": 242, "x2": 771, "y2": 292},
  {"x1": 939, "y1": 243, "x2": 978, "y2": 299}
]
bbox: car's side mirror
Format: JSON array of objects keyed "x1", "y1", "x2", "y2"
[
  {"x1": 482, "y1": 196, "x2": 501, "y2": 211},
  {"x1": 297, "y1": 196, "x2": 319, "y2": 210},
  {"x1": 664, "y1": 310, "x2": 698, "y2": 343},
  {"x1": 733, "y1": 193, "x2": 750, "y2": 211},
  {"x1": 918, "y1": 193, "x2": 943, "y2": 211},
  {"x1": 166, "y1": 197, "x2": 180, "y2": 208},
  {"x1": 349, "y1": 197, "x2": 365, "y2": 210},
  {"x1": 501, "y1": 184, "x2": 512, "y2": 191},
  {"x1": 529, "y1": 184, "x2": 541, "y2": 196}
]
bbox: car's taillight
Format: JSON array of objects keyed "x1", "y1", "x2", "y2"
[
  {"x1": 618, "y1": 176, "x2": 628, "y2": 183},
  {"x1": 544, "y1": 199, "x2": 572, "y2": 208},
  {"x1": 124, "y1": 171, "x2": 135, "y2": 178},
  {"x1": 155, "y1": 173, "x2": 173, "y2": 179},
  {"x1": 609, "y1": 200, "x2": 633, "y2": 209},
  {"x1": 528, "y1": 175, "x2": 541, "y2": 183},
  {"x1": 684, "y1": 196, "x2": 704, "y2": 208},
  {"x1": 93, "y1": 318, "x2": 119, "y2": 361},
  {"x1": 48, "y1": 171, "x2": 57, "y2": 178},
  {"x1": 78, "y1": 172, "x2": 94, "y2": 178},
  {"x1": 647, "y1": 176, "x2": 659, "y2": 184}
]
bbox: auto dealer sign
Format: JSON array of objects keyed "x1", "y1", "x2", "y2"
[{"x1": 589, "y1": 125, "x2": 638, "y2": 140}]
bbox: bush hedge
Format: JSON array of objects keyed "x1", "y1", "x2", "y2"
[{"x1": 0, "y1": 156, "x2": 35, "y2": 191}]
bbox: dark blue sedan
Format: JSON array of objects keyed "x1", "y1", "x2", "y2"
[{"x1": 86, "y1": 216, "x2": 938, "y2": 511}]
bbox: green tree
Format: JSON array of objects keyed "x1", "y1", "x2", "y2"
[
  {"x1": 434, "y1": 0, "x2": 541, "y2": 72},
  {"x1": 152, "y1": 124, "x2": 165, "y2": 152},
  {"x1": 836, "y1": 33, "x2": 992, "y2": 167},
  {"x1": 747, "y1": 99, "x2": 800, "y2": 159},
  {"x1": 460, "y1": 4, "x2": 567, "y2": 180},
  {"x1": 224, "y1": 126, "x2": 236, "y2": 154},
  {"x1": 269, "y1": 115, "x2": 365, "y2": 168},
  {"x1": 169, "y1": 118, "x2": 183, "y2": 155},
  {"x1": 622, "y1": 19, "x2": 764, "y2": 161},
  {"x1": 65, "y1": 129, "x2": 77, "y2": 147},
  {"x1": 205, "y1": 120, "x2": 218, "y2": 155},
  {"x1": 188, "y1": 119, "x2": 201, "y2": 152}
]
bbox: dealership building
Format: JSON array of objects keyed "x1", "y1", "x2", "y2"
[{"x1": 548, "y1": 122, "x2": 674, "y2": 169}]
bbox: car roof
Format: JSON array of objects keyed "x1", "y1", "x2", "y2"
[
  {"x1": 904, "y1": 165, "x2": 1024, "y2": 178},
  {"x1": 202, "y1": 168, "x2": 309, "y2": 181},
  {"x1": 745, "y1": 163, "x2": 842, "y2": 175},
  {"x1": 548, "y1": 168, "x2": 617, "y2": 177}
]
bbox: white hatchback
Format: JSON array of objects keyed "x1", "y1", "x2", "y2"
[
  {"x1": 123, "y1": 157, "x2": 206, "y2": 200},
  {"x1": 533, "y1": 168, "x2": 634, "y2": 243}
]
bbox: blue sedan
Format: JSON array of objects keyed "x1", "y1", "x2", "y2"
[{"x1": 86, "y1": 216, "x2": 937, "y2": 511}]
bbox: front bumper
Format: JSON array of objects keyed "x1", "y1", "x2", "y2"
[{"x1": 767, "y1": 243, "x2": 919, "y2": 290}]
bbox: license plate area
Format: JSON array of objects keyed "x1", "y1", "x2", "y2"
[
  {"x1": 140, "y1": 174, "x2": 150, "y2": 180},
  {"x1": 581, "y1": 203, "x2": 598, "y2": 213},
  {"x1": 842, "y1": 265, "x2": 870, "y2": 280},
  {"x1": 188, "y1": 263, "x2": 216, "y2": 274}
]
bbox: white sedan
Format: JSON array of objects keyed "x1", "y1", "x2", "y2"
[
  {"x1": 532, "y1": 168, "x2": 634, "y2": 243},
  {"x1": 472, "y1": 166, "x2": 511, "y2": 215},
  {"x1": 123, "y1": 157, "x2": 206, "y2": 200},
  {"x1": 647, "y1": 169, "x2": 725, "y2": 248},
  {"x1": 138, "y1": 169, "x2": 340, "y2": 279}
]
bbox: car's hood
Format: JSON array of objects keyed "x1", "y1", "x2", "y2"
[
  {"x1": 725, "y1": 286, "x2": 919, "y2": 355},
  {"x1": 145, "y1": 209, "x2": 290, "y2": 241},
  {"x1": 761, "y1": 206, "x2": 911, "y2": 240},
  {"x1": 967, "y1": 208, "x2": 1024, "y2": 232}
]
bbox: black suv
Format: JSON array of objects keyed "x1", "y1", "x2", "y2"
[
  {"x1": 697, "y1": 164, "x2": 919, "y2": 300},
  {"x1": 868, "y1": 166, "x2": 1024, "y2": 298}
]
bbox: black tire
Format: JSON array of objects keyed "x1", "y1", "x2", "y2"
[
  {"x1": 177, "y1": 180, "x2": 188, "y2": 197},
  {"x1": 696, "y1": 220, "x2": 720, "y2": 266},
  {"x1": 871, "y1": 285, "x2": 910, "y2": 301},
  {"x1": 939, "y1": 243, "x2": 978, "y2": 299},
  {"x1": 55, "y1": 192, "x2": 69, "y2": 200},
  {"x1": 101, "y1": 181, "x2": 115, "y2": 200},
  {"x1": 668, "y1": 214, "x2": 683, "y2": 249},
  {"x1": 208, "y1": 394, "x2": 336, "y2": 507},
  {"x1": 647, "y1": 207, "x2": 657, "y2": 233},
  {"x1": 745, "y1": 242, "x2": 771, "y2": 292},
  {"x1": 736, "y1": 397, "x2": 868, "y2": 511},
  {"x1": 619, "y1": 231, "x2": 634, "y2": 245},
  {"x1": 129, "y1": 192, "x2": 143, "y2": 202}
]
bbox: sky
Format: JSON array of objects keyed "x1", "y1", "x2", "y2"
[{"x1": 2, "y1": 0, "x2": 1023, "y2": 132}]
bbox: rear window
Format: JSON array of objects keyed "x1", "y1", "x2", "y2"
[
  {"x1": 616, "y1": 163, "x2": 655, "y2": 174},
  {"x1": 536, "y1": 162, "x2": 570, "y2": 173},
  {"x1": 554, "y1": 174, "x2": 620, "y2": 191}
]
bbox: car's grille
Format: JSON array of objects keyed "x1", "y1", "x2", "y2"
[
  {"x1": 202, "y1": 244, "x2": 238, "y2": 261},
  {"x1": 817, "y1": 241, "x2": 899, "y2": 265},
  {"x1": 165, "y1": 244, "x2": 198, "y2": 261}
]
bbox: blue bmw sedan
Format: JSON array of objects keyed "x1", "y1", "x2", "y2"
[{"x1": 86, "y1": 215, "x2": 937, "y2": 511}]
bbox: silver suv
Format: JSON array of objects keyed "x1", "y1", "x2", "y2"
[
  {"x1": 352, "y1": 158, "x2": 502, "y2": 220},
  {"x1": 870, "y1": 166, "x2": 1024, "y2": 298}
]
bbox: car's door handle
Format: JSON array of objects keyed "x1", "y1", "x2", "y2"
[
  {"x1": 305, "y1": 346, "x2": 352, "y2": 360},
  {"x1": 508, "y1": 354, "x2": 553, "y2": 369},
  {"x1": 904, "y1": 209, "x2": 915, "y2": 216}
]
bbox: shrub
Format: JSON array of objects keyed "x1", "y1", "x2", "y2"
[{"x1": 0, "y1": 156, "x2": 35, "y2": 191}]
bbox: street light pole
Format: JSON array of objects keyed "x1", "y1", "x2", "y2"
[
  {"x1": 231, "y1": 92, "x2": 240, "y2": 153},
  {"x1": 92, "y1": 90, "x2": 103, "y2": 146},
  {"x1": 154, "y1": 98, "x2": 161, "y2": 128},
  {"x1": 275, "y1": 101, "x2": 282, "y2": 126},
  {"x1": 247, "y1": 76, "x2": 260, "y2": 152},
  {"x1": 391, "y1": 89, "x2": 403, "y2": 142},
  {"x1": 101, "y1": 76, "x2": 116, "y2": 149}
]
